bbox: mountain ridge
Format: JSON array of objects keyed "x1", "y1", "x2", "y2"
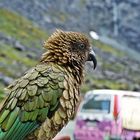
[{"x1": 0, "y1": 0, "x2": 140, "y2": 52}]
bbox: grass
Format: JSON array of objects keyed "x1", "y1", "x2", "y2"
[
  {"x1": 0, "y1": 8, "x2": 49, "y2": 97},
  {"x1": 0, "y1": 8, "x2": 48, "y2": 76},
  {"x1": 0, "y1": 44, "x2": 38, "y2": 80},
  {"x1": 81, "y1": 76, "x2": 129, "y2": 94},
  {"x1": 0, "y1": 43, "x2": 37, "y2": 66},
  {"x1": 0, "y1": 8, "x2": 48, "y2": 48},
  {"x1": 93, "y1": 40, "x2": 125, "y2": 57},
  {"x1": 102, "y1": 62, "x2": 125, "y2": 73}
]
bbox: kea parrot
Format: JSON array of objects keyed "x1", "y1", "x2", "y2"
[{"x1": 0, "y1": 29, "x2": 97, "y2": 140}]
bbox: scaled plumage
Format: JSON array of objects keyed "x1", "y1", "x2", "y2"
[{"x1": 0, "y1": 29, "x2": 97, "y2": 140}]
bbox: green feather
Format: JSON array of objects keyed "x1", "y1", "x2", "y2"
[
  {"x1": 0, "y1": 110, "x2": 10, "y2": 123},
  {"x1": 0, "y1": 64, "x2": 66, "y2": 139},
  {"x1": 0, "y1": 117, "x2": 39, "y2": 140},
  {"x1": 31, "y1": 109, "x2": 39, "y2": 121},
  {"x1": 2, "y1": 107, "x2": 19, "y2": 131}
]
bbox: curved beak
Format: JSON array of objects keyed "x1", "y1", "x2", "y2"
[{"x1": 87, "y1": 48, "x2": 97, "y2": 69}]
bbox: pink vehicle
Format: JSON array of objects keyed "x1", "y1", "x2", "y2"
[{"x1": 74, "y1": 90, "x2": 140, "y2": 140}]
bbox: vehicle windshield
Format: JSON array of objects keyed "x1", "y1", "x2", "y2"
[{"x1": 82, "y1": 94, "x2": 111, "y2": 113}]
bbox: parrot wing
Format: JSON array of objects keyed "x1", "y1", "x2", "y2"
[{"x1": 0, "y1": 64, "x2": 65, "y2": 140}]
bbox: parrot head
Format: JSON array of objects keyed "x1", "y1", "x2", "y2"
[{"x1": 41, "y1": 29, "x2": 97, "y2": 69}]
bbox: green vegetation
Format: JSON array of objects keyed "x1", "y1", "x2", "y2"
[
  {"x1": 0, "y1": 8, "x2": 48, "y2": 48},
  {"x1": 81, "y1": 73, "x2": 129, "y2": 94},
  {"x1": 0, "y1": 43, "x2": 37, "y2": 66},
  {"x1": 0, "y1": 43, "x2": 37, "y2": 77},
  {"x1": 93, "y1": 40, "x2": 125, "y2": 57},
  {"x1": 0, "y1": 8, "x2": 48, "y2": 76},
  {"x1": 102, "y1": 62, "x2": 125, "y2": 73},
  {"x1": 0, "y1": 8, "x2": 48, "y2": 98},
  {"x1": 93, "y1": 79, "x2": 128, "y2": 89},
  {"x1": 49, "y1": 11, "x2": 68, "y2": 22},
  {"x1": 81, "y1": 76, "x2": 129, "y2": 94}
]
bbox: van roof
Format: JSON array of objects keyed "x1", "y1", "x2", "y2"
[{"x1": 86, "y1": 89, "x2": 140, "y2": 97}]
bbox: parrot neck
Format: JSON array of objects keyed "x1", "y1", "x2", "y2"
[
  {"x1": 69, "y1": 63, "x2": 84, "y2": 85},
  {"x1": 72, "y1": 69, "x2": 84, "y2": 85},
  {"x1": 40, "y1": 51, "x2": 84, "y2": 84}
]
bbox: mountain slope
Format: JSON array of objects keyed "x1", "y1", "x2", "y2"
[
  {"x1": 0, "y1": 8, "x2": 140, "y2": 101},
  {"x1": 0, "y1": 8, "x2": 48, "y2": 100},
  {"x1": 82, "y1": 40, "x2": 140, "y2": 93},
  {"x1": 0, "y1": 0, "x2": 140, "y2": 52}
]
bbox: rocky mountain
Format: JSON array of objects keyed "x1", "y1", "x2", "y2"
[
  {"x1": 0, "y1": 0, "x2": 140, "y2": 52},
  {"x1": 0, "y1": 1, "x2": 140, "y2": 100}
]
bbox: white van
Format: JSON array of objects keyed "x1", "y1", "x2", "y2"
[{"x1": 74, "y1": 89, "x2": 140, "y2": 140}]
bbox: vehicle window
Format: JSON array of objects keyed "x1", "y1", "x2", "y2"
[{"x1": 82, "y1": 94, "x2": 111, "y2": 113}]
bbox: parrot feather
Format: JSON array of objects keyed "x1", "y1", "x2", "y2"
[{"x1": 0, "y1": 64, "x2": 65, "y2": 139}]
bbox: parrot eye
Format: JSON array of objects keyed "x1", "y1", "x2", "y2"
[
  {"x1": 71, "y1": 42, "x2": 86, "y2": 52},
  {"x1": 78, "y1": 43, "x2": 85, "y2": 50}
]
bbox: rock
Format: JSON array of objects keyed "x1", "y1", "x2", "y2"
[
  {"x1": 0, "y1": 33, "x2": 26, "y2": 51},
  {"x1": 14, "y1": 41, "x2": 26, "y2": 51},
  {"x1": 0, "y1": 73, "x2": 13, "y2": 86}
]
